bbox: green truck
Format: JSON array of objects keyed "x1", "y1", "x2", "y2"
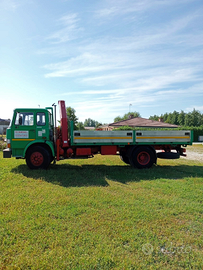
[{"x1": 3, "y1": 100, "x2": 193, "y2": 169}]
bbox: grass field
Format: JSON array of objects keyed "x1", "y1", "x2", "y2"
[{"x1": 0, "y1": 145, "x2": 203, "y2": 269}]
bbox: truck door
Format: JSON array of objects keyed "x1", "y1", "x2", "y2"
[
  {"x1": 12, "y1": 111, "x2": 36, "y2": 157},
  {"x1": 36, "y1": 112, "x2": 49, "y2": 140}
]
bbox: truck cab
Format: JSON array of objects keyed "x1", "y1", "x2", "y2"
[{"x1": 4, "y1": 107, "x2": 55, "y2": 168}]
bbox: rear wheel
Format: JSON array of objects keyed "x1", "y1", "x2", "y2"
[
  {"x1": 129, "y1": 146, "x2": 155, "y2": 169},
  {"x1": 26, "y1": 146, "x2": 51, "y2": 169}
]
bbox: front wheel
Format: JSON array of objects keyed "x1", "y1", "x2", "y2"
[
  {"x1": 129, "y1": 146, "x2": 155, "y2": 169},
  {"x1": 26, "y1": 146, "x2": 51, "y2": 169}
]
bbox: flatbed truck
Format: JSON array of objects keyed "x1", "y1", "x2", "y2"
[{"x1": 3, "y1": 100, "x2": 193, "y2": 169}]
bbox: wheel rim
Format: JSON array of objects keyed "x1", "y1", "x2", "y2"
[
  {"x1": 137, "y1": 151, "x2": 150, "y2": 165},
  {"x1": 30, "y1": 151, "x2": 44, "y2": 166}
]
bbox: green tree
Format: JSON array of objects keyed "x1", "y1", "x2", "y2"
[
  {"x1": 162, "y1": 113, "x2": 169, "y2": 122},
  {"x1": 95, "y1": 122, "x2": 102, "y2": 128},
  {"x1": 199, "y1": 114, "x2": 203, "y2": 126},
  {"x1": 185, "y1": 112, "x2": 193, "y2": 126},
  {"x1": 166, "y1": 113, "x2": 173, "y2": 124},
  {"x1": 84, "y1": 118, "x2": 100, "y2": 127},
  {"x1": 114, "y1": 111, "x2": 141, "y2": 123},
  {"x1": 66, "y1": 107, "x2": 78, "y2": 130},
  {"x1": 77, "y1": 122, "x2": 85, "y2": 130},
  {"x1": 149, "y1": 115, "x2": 159, "y2": 121},
  {"x1": 178, "y1": 110, "x2": 185, "y2": 126},
  {"x1": 114, "y1": 116, "x2": 122, "y2": 122},
  {"x1": 191, "y1": 109, "x2": 201, "y2": 127},
  {"x1": 148, "y1": 109, "x2": 203, "y2": 127},
  {"x1": 171, "y1": 111, "x2": 179, "y2": 125}
]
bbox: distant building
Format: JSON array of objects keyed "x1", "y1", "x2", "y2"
[
  {"x1": 0, "y1": 119, "x2": 10, "y2": 135},
  {"x1": 96, "y1": 124, "x2": 109, "y2": 131},
  {"x1": 97, "y1": 117, "x2": 179, "y2": 131},
  {"x1": 84, "y1": 127, "x2": 95, "y2": 130},
  {"x1": 108, "y1": 117, "x2": 179, "y2": 130}
]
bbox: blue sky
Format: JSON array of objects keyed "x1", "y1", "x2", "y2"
[{"x1": 0, "y1": 0, "x2": 203, "y2": 123}]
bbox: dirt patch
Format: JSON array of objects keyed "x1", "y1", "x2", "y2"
[{"x1": 183, "y1": 144, "x2": 203, "y2": 162}]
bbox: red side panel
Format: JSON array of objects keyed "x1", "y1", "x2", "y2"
[
  {"x1": 101, "y1": 146, "x2": 117, "y2": 155},
  {"x1": 58, "y1": 100, "x2": 69, "y2": 147},
  {"x1": 76, "y1": 148, "x2": 92, "y2": 156}
]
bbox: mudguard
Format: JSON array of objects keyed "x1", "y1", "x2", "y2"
[{"x1": 23, "y1": 140, "x2": 55, "y2": 158}]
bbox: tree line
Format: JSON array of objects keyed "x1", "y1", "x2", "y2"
[
  {"x1": 66, "y1": 106, "x2": 203, "y2": 130},
  {"x1": 149, "y1": 109, "x2": 203, "y2": 127}
]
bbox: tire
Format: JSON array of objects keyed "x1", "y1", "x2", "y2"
[
  {"x1": 157, "y1": 152, "x2": 180, "y2": 159},
  {"x1": 26, "y1": 146, "x2": 51, "y2": 169},
  {"x1": 120, "y1": 154, "x2": 130, "y2": 164},
  {"x1": 129, "y1": 146, "x2": 155, "y2": 169}
]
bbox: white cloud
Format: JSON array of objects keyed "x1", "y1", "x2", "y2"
[
  {"x1": 43, "y1": 51, "x2": 138, "y2": 78},
  {"x1": 46, "y1": 13, "x2": 82, "y2": 43},
  {"x1": 1, "y1": 0, "x2": 203, "y2": 124},
  {"x1": 0, "y1": 0, "x2": 18, "y2": 10},
  {"x1": 95, "y1": 0, "x2": 195, "y2": 18},
  {"x1": 41, "y1": 0, "x2": 203, "y2": 122},
  {"x1": 0, "y1": 0, "x2": 33, "y2": 10},
  {"x1": 185, "y1": 106, "x2": 203, "y2": 112},
  {"x1": 58, "y1": 13, "x2": 79, "y2": 26},
  {"x1": 43, "y1": 7, "x2": 203, "y2": 81}
]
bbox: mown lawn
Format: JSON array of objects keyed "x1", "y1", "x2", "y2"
[{"x1": 0, "y1": 147, "x2": 203, "y2": 269}]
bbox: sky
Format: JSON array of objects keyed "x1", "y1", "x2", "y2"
[{"x1": 0, "y1": 0, "x2": 203, "y2": 124}]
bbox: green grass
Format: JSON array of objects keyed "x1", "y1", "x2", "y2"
[{"x1": 0, "y1": 147, "x2": 203, "y2": 269}]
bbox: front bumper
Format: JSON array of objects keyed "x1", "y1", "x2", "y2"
[{"x1": 3, "y1": 148, "x2": 12, "y2": 158}]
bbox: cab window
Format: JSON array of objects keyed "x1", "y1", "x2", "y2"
[
  {"x1": 37, "y1": 113, "x2": 46, "y2": 126},
  {"x1": 15, "y1": 112, "x2": 34, "y2": 126}
]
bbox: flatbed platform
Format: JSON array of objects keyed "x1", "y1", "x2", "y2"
[{"x1": 72, "y1": 130, "x2": 192, "y2": 146}]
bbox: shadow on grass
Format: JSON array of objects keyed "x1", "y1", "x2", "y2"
[{"x1": 11, "y1": 162, "x2": 203, "y2": 188}]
